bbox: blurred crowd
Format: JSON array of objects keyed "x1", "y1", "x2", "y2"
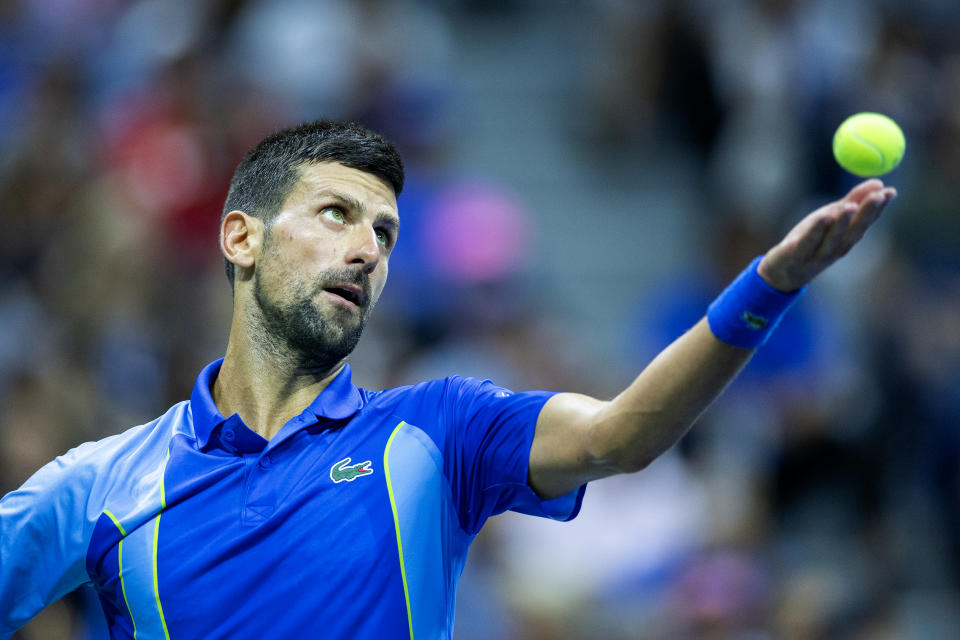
[{"x1": 2, "y1": 0, "x2": 959, "y2": 638}]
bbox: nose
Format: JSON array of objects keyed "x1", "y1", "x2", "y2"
[{"x1": 345, "y1": 224, "x2": 381, "y2": 272}]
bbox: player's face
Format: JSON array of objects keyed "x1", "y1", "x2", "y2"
[{"x1": 251, "y1": 162, "x2": 399, "y2": 364}]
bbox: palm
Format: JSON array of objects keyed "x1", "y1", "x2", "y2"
[{"x1": 758, "y1": 179, "x2": 897, "y2": 292}]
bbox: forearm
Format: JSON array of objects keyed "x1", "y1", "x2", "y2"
[
  {"x1": 588, "y1": 317, "x2": 752, "y2": 472},
  {"x1": 530, "y1": 179, "x2": 895, "y2": 500},
  {"x1": 530, "y1": 318, "x2": 753, "y2": 498}
]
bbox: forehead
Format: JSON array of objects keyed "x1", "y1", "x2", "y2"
[{"x1": 287, "y1": 162, "x2": 398, "y2": 215}]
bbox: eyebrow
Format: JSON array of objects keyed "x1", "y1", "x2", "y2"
[{"x1": 322, "y1": 190, "x2": 400, "y2": 231}]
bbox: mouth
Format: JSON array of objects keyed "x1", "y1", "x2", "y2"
[{"x1": 322, "y1": 285, "x2": 366, "y2": 308}]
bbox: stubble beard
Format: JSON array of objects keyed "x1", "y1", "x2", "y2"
[{"x1": 252, "y1": 266, "x2": 371, "y2": 372}]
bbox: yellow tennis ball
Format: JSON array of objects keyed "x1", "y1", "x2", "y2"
[{"x1": 832, "y1": 112, "x2": 905, "y2": 177}]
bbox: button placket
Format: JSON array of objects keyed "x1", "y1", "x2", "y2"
[
  {"x1": 221, "y1": 428, "x2": 237, "y2": 453},
  {"x1": 244, "y1": 452, "x2": 276, "y2": 524}
]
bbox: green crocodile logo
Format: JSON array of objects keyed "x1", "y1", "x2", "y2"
[
  {"x1": 330, "y1": 457, "x2": 374, "y2": 483},
  {"x1": 740, "y1": 310, "x2": 769, "y2": 331}
]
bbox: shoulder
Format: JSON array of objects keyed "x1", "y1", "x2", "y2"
[
  {"x1": 68, "y1": 401, "x2": 186, "y2": 470},
  {"x1": 13, "y1": 401, "x2": 188, "y2": 506},
  {"x1": 361, "y1": 376, "x2": 506, "y2": 413},
  {"x1": 360, "y1": 376, "x2": 535, "y2": 439},
  {"x1": 363, "y1": 375, "x2": 500, "y2": 401}
]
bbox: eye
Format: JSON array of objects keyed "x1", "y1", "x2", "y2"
[
  {"x1": 321, "y1": 206, "x2": 346, "y2": 223},
  {"x1": 375, "y1": 226, "x2": 397, "y2": 249}
]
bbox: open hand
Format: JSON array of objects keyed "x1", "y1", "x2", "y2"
[{"x1": 758, "y1": 179, "x2": 896, "y2": 292}]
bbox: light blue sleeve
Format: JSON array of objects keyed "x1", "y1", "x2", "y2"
[
  {"x1": 0, "y1": 440, "x2": 104, "y2": 639},
  {"x1": 0, "y1": 402, "x2": 185, "y2": 639}
]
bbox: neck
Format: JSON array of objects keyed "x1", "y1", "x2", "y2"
[{"x1": 213, "y1": 316, "x2": 345, "y2": 440}]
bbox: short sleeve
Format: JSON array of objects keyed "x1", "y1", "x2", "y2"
[{"x1": 441, "y1": 377, "x2": 585, "y2": 534}]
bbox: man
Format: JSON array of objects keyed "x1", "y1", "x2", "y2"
[{"x1": 0, "y1": 120, "x2": 895, "y2": 639}]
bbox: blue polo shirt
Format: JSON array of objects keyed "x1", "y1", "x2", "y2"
[{"x1": 0, "y1": 360, "x2": 584, "y2": 639}]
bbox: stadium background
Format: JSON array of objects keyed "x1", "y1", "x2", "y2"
[{"x1": 2, "y1": 0, "x2": 959, "y2": 637}]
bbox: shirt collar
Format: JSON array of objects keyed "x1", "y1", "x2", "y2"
[{"x1": 190, "y1": 358, "x2": 364, "y2": 449}]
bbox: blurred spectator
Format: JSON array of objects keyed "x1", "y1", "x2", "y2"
[{"x1": 2, "y1": 1, "x2": 958, "y2": 638}]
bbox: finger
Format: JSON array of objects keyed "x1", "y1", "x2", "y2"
[
  {"x1": 813, "y1": 202, "x2": 857, "y2": 261},
  {"x1": 838, "y1": 187, "x2": 895, "y2": 254},
  {"x1": 782, "y1": 198, "x2": 838, "y2": 243},
  {"x1": 841, "y1": 178, "x2": 886, "y2": 206},
  {"x1": 853, "y1": 187, "x2": 892, "y2": 230},
  {"x1": 790, "y1": 212, "x2": 832, "y2": 260}
]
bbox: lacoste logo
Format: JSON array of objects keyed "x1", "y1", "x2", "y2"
[
  {"x1": 330, "y1": 457, "x2": 374, "y2": 483},
  {"x1": 740, "y1": 310, "x2": 769, "y2": 331}
]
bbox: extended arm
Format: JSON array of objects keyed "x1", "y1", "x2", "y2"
[{"x1": 529, "y1": 179, "x2": 896, "y2": 499}]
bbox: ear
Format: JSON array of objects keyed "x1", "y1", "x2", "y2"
[{"x1": 220, "y1": 210, "x2": 262, "y2": 274}]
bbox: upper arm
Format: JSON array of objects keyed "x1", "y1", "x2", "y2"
[
  {"x1": 529, "y1": 318, "x2": 757, "y2": 500},
  {"x1": 426, "y1": 377, "x2": 581, "y2": 531},
  {"x1": 0, "y1": 453, "x2": 95, "y2": 636},
  {"x1": 528, "y1": 392, "x2": 612, "y2": 500}
]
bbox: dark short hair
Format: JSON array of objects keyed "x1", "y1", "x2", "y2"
[{"x1": 221, "y1": 120, "x2": 405, "y2": 289}]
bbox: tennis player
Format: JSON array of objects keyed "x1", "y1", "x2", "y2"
[{"x1": 0, "y1": 120, "x2": 895, "y2": 639}]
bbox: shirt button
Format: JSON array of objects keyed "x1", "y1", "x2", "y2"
[
  {"x1": 222, "y1": 429, "x2": 236, "y2": 441},
  {"x1": 258, "y1": 455, "x2": 273, "y2": 469}
]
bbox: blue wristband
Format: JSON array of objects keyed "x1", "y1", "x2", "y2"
[{"x1": 706, "y1": 256, "x2": 806, "y2": 349}]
